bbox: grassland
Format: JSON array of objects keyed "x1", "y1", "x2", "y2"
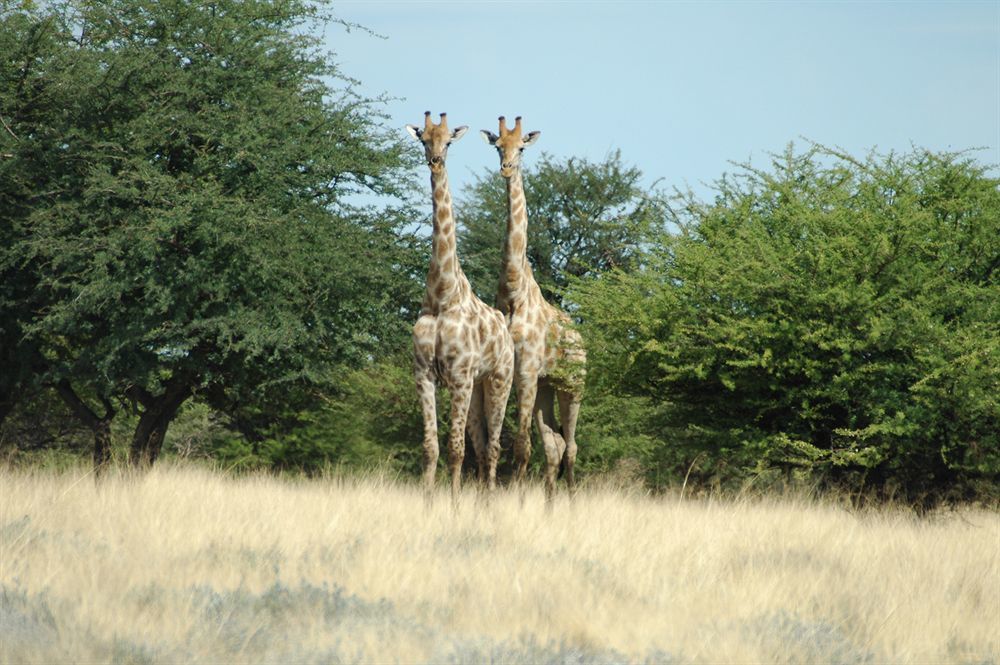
[{"x1": 1, "y1": 464, "x2": 997, "y2": 664}]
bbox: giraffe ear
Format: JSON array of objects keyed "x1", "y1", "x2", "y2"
[
  {"x1": 405, "y1": 124, "x2": 422, "y2": 140},
  {"x1": 480, "y1": 130, "x2": 499, "y2": 145},
  {"x1": 451, "y1": 126, "x2": 469, "y2": 141},
  {"x1": 523, "y1": 131, "x2": 541, "y2": 146}
]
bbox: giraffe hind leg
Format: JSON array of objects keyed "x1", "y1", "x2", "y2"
[
  {"x1": 466, "y1": 382, "x2": 488, "y2": 485},
  {"x1": 534, "y1": 382, "x2": 565, "y2": 505},
  {"x1": 557, "y1": 390, "x2": 581, "y2": 495}
]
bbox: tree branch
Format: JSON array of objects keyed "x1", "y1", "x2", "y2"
[
  {"x1": 0, "y1": 113, "x2": 18, "y2": 141},
  {"x1": 55, "y1": 380, "x2": 101, "y2": 429}
]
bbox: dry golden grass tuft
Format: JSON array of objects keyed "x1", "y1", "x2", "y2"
[{"x1": 1, "y1": 463, "x2": 997, "y2": 663}]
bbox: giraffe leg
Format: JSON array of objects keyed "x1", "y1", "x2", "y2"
[
  {"x1": 558, "y1": 390, "x2": 581, "y2": 497},
  {"x1": 415, "y1": 365, "x2": 438, "y2": 497},
  {"x1": 413, "y1": 316, "x2": 440, "y2": 500},
  {"x1": 513, "y1": 374, "x2": 538, "y2": 484},
  {"x1": 466, "y1": 382, "x2": 488, "y2": 485},
  {"x1": 448, "y1": 376, "x2": 475, "y2": 507},
  {"x1": 534, "y1": 382, "x2": 565, "y2": 506},
  {"x1": 483, "y1": 368, "x2": 513, "y2": 493}
]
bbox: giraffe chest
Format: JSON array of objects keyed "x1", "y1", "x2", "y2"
[
  {"x1": 508, "y1": 310, "x2": 552, "y2": 371},
  {"x1": 508, "y1": 307, "x2": 583, "y2": 386},
  {"x1": 422, "y1": 306, "x2": 512, "y2": 384}
]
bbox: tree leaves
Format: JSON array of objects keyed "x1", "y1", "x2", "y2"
[
  {"x1": 571, "y1": 144, "x2": 1000, "y2": 502},
  {"x1": 1, "y1": 0, "x2": 421, "y2": 464}
]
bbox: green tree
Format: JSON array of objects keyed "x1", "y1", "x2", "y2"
[
  {"x1": 459, "y1": 151, "x2": 666, "y2": 304},
  {"x1": 0, "y1": 2, "x2": 67, "y2": 433},
  {"x1": 205, "y1": 355, "x2": 426, "y2": 475},
  {"x1": 572, "y1": 145, "x2": 999, "y2": 504},
  {"x1": 0, "y1": 0, "x2": 421, "y2": 469}
]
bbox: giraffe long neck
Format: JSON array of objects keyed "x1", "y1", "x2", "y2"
[
  {"x1": 423, "y1": 166, "x2": 468, "y2": 313},
  {"x1": 498, "y1": 168, "x2": 536, "y2": 313}
]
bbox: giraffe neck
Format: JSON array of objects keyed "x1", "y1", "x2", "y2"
[
  {"x1": 498, "y1": 168, "x2": 536, "y2": 312},
  {"x1": 423, "y1": 166, "x2": 469, "y2": 313}
]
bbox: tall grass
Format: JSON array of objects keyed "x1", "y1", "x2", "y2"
[{"x1": 2, "y1": 464, "x2": 997, "y2": 663}]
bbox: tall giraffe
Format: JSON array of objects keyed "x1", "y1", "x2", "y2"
[
  {"x1": 406, "y1": 112, "x2": 514, "y2": 502},
  {"x1": 481, "y1": 116, "x2": 586, "y2": 502}
]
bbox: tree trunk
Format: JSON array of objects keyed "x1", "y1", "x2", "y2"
[
  {"x1": 128, "y1": 378, "x2": 192, "y2": 469},
  {"x1": 93, "y1": 418, "x2": 112, "y2": 470},
  {"x1": 55, "y1": 380, "x2": 114, "y2": 477}
]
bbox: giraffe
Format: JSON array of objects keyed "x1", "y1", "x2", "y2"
[
  {"x1": 406, "y1": 112, "x2": 514, "y2": 503},
  {"x1": 481, "y1": 116, "x2": 586, "y2": 503}
]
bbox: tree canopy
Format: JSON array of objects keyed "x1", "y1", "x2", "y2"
[
  {"x1": 0, "y1": 0, "x2": 421, "y2": 467},
  {"x1": 571, "y1": 144, "x2": 999, "y2": 504}
]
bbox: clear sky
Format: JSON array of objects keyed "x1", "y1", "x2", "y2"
[{"x1": 326, "y1": 1, "x2": 999, "y2": 201}]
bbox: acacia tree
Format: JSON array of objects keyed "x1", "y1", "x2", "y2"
[
  {"x1": 458, "y1": 151, "x2": 666, "y2": 304},
  {"x1": 0, "y1": 0, "x2": 420, "y2": 469},
  {"x1": 572, "y1": 145, "x2": 999, "y2": 504}
]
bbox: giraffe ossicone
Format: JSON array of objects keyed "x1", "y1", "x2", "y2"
[{"x1": 407, "y1": 111, "x2": 514, "y2": 504}]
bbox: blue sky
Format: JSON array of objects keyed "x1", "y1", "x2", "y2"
[{"x1": 327, "y1": 1, "x2": 999, "y2": 201}]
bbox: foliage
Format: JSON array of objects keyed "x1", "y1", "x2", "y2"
[
  {"x1": 458, "y1": 151, "x2": 666, "y2": 304},
  {"x1": 205, "y1": 357, "x2": 425, "y2": 474},
  {"x1": 0, "y1": 388, "x2": 89, "y2": 455},
  {"x1": 571, "y1": 144, "x2": 1000, "y2": 504},
  {"x1": 0, "y1": 0, "x2": 421, "y2": 466}
]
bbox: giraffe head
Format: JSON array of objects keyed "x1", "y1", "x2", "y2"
[
  {"x1": 406, "y1": 111, "x2": 469, "y2": 175},
  {"x1": 480, "y1": 116, "x2": 540, "y2": 178}
]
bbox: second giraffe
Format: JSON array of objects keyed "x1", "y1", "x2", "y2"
[{"x1": 482, "y1": 116, "x2": 587, "y2": 503}]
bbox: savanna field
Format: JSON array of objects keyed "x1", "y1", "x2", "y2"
[{"x1": 2, "y1": 465, "x2": 997, "y2": 664}]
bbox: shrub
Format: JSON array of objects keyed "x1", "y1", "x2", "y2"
[{"x1": 572, "y1": 145, "x2": 999, "y2": 504}]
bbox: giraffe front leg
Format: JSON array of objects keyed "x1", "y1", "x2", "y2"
[
  {"x1": 483, "y1": 367, "x2": 513, "y2": 493},
  {"x1": 415, "y1": 367, "x2": 439, "y2": 497},
  {"x1": 558, "y1": 390, "x2": 582, "y2": 497},
  {"x1": 448, "y1": 378, "x2": 475, "y2": 507},
  {"x1": 513, "y1": 374, "x2": 538, "y2": 484},
  {"x1": 414, "y1": 317, "x2": 439, "y2": 499}
]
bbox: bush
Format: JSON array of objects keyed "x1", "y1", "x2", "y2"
[
  {"x1": 572, "y1": 145, "x2": 999, "y2": 505},
  {"x1": 201, "y1": 357, "x2": 424, "y2": 475}
]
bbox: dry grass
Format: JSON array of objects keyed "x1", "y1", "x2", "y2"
[{"x1": 1, "y1": 464, "x2": 997, "y2": 664}]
